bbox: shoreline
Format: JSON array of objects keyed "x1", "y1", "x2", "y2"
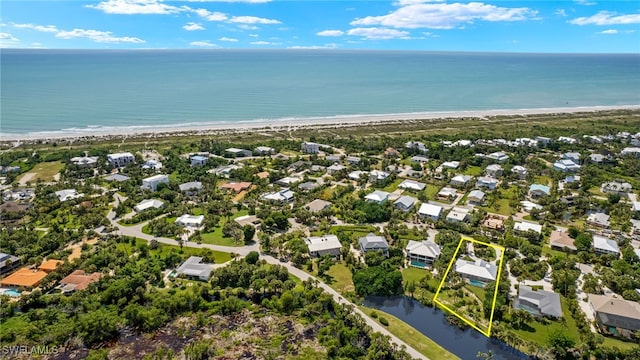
[{"x1": 2, "y1": 105, "x2": 640, "y2": 142}]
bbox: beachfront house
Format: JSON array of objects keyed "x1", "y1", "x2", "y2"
[
  {"x1": 405, "y1": 240, "x2": 441, "y2": 268},
  {"x1": 365, "y1": 190, "x2": 389, "y2": 204},
  {"x1": 306, "y1": 235, "x2": 342, "y2": 258},
  {"x1": 175, "y1": 214, "x2": 205, "y2": 228},
  {"x1": 141, "y1": 174, "x2": 169, "y2": 192},
  {"x1": 107, "y1": 152, "x2": 135, "y2": 168},
  {"x1": 394, "y1": 195, "x2": 417, "y2": 212},
  {"x1": 175, "y1": 256, "x2": 215, "y2": 281},
  {"x1": 134, "y1": 199, "x2": 164, "y2": 212},
  {"x1": 418, "y1": 203, "x2": 443, "y2": 222},
  {"x1": 588, "y1": 294, "x2": 640, "y2": 338},
  {"x1": 514, "y1": 285, "x2": 562, "y2": 318},
  {"x1": 593, "y1": 235, "x2": 620, "y2": 256},
  {"x1": 454, "y1": 259, "x2": 498, "y2": 287},
  {"x1": 70, "y1": 156, "x2": 99, "y2": 168},
  {"x1": 301, "y1": 142, "x2": 320, "y2": 154},
  {"x1": 358, "y1": 233, "x2": 389, "y2": 257}
]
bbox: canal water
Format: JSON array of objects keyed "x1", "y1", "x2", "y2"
[{"x1": 363, "y1": 296, "x2": 531, "y2": 360}]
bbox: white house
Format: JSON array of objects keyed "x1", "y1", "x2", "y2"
[
  {"x1": 593, "y1": 235, "x2": 620, "y2": 256},
  {"x1": 348, "y1": 170, "x2": 368, "y2": 181},
  {"x1": 406, "y1": 240, "x2": 441, "y2": 268},
  {"x1": 327, "y1": 163, "x2": 347, "y2": 175},
  {"x1": 485, "y1": 164, "x2": 503, "y2": 177},
  {"x1": 399, "y1": 180, "x2": 426, "y2": 192},
  {"x1": 179, "y1": 181, "x2": 203, "y2": 195},
  {"x1": 446, "y1": 207, "x2": 471, "y2": 223},
  {"x1": 306, "y1": 235, "x2": 342, "y2": 258},
  {"x1": 441, "y1": 161, "x2": 460, "y2": 169},
  {"x1": 225, "y1": 148, "x2": 252, "y2": 158},
  {"x1": 142, "y1": 159, "x2": 163, "y2": 170},
  {"x1": 411, "y1": 155, "x2": 429, "y2": 163},
  {"x1": 418, "y1": 203, "x2": 443, "y2": 221},
  {"x1": 70, "y1": 156, "x2": 98, "y2": 168},
  {"x1": 190, "y1": 155, "x2": 208, "y2": 167},
  {"x1": 369, "y1": 170, "x2": 390, "y2": 184},
  {"x1": 254, "y1": 146, "x2": 275, "y2": 155},
  {"x1": 621, "y1": 147, "x2": 640, "y2": 157},
  {"x1": 514, "y1": 221, "x2": 543, "y2": 235},
  {"x1": 175, "y1": 256, "x2": 214, "y2": 281},
  {"x1": 553, "y1": 159, "x2": 581, "y2": 172},
  {"x1": 134, "y1": 199, "x2": 164, "y2": 212},
  {"x1": 261, "y1": 188, "x2": 295, "y2": 204},
  {"x1": 301, "y1": 142, "x2": 320, "y2": 154},
  {"x1": 487, "y1": 151, "x2": 509, "y2": 162},
  {"x1": 450, "y1": 174, "x2": 473, "y2": 188},
  {"x1": 365, "y1": 190, "x2": 389, "y2": 204},
  {"x1": 511, "y1": 166, "x2": 528, "y2": 180},
  {"x1": 358, "y1": 233, "x2": 389, "y2": 257},
  {"x1": 587, "y1": 212, "x2": 611, "y2": 228},
  {"x1": 562, "y1": 152, "x2": 581, "y2": 163},
  {"x1": 406, "y1": 141, "x2": 428, "y2": 153},
  {"x1": 394, "y1": 195, "x2": 417, "y2": 212},
  {"x1": 476, "y1": 176, "x2": 499, "y2": 190},
  {"x1": 455, "y1": 259, "x2": 497, "y2": 286},
  {"x1": 142, "y1": 174, "x2": 169, "y2": 192},
  {"x1": 175, "y1": 214, "x2": 204, "y2": 228},
  {"x1": 55, "y1": 189, "x2": 82, "y2": 202},
  {"x1": 107, "y1": 152, "x2": 135, "y2": 168}
]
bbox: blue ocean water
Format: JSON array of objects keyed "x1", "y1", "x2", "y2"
[{"x1": 1, "y1": 49, "x2": 639, "y2": 136}]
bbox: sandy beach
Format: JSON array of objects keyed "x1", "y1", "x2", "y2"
[{"x1": 2, "y1": 105, "x2": 639, "y2": 143}]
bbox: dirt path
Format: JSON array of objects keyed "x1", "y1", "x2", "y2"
[{"x1": 18, "y1": 172, "x2": 35, "y2": 186}]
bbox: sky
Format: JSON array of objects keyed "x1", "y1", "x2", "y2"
[{"x1": 0, "y1": 0, "x2": 639, "y2": 52}]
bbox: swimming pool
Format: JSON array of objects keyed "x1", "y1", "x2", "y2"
[
  {"x1": 469, "y1": 279, "x2": 487, "y2": 288},
  {"x1": 0, "y1": 289, "x2": 21, "y2": 297}
]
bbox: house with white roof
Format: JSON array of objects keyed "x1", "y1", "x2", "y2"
[
  {"x1": 369, "y1": 170, "x2": 390, "y2": 184},
  {"x1": 209, "y1": 164, "x2": 241, "y2": 178},
  {"x1": 476, "y1": 176, "x2": 499, "y2": 190},
  {"x1": 513, "y1": 221, "x2": 543, "y2": 235},
  {"x1": 528, "y1": 184, "x2": 551, "y2": 198},
  {"x1": 450, "y1": 174, "x2": 472, "y2": 188},
  {"x1": 327, "y1": 163, "x2": 347, "y2": 175},
  {"x1": 446, "y1": 207, "x2": 471, "y2": 223},
  {"x1": 70, "y1": 156, "x2": 98, "y2": 168},
  {"x1": 276, "y1": 176, "x2": 303, "y2": 187},
  {"x1": 411, "y1": 155, "x2": 429, "y2": 163},
  {"x1": 394, "y1": 195, "x2": 417, "y2": 212},
  {"x1": 632, "y1": 202, "x2": 640, "y2": 213},
  {"x1": 142, "y1": 174, "x2": 169, "y2": 192},
  {"x1": 179, "y1": 181, "x2": 203, "y2": 195},
  {"x1": 348, "y1": 170, "x2": 368, "y2": 181},
  {"x1": 306, "y1": 235, "x2": 342, "y2": 258},
  {"x1": 601, "y1": 181, "x2": 632, "y2": 196},
  {"x1": 587, "y1": 212, "x2": 611, "y2": 228},
  {"x1": 225, "y1": 148, "x2": 252, "y2": 158},
  {"x1": 175, "y1": 256, "x2": 214, "y2": 281},
  {"x1": 515, "y1": 285, "x2": 562, "y2": 318},
  {"x1": 455, "y1": 259, "x2": 498, "y2": 286},
  {"x1": 55, "y1": 189, "x2": 82, "y2": 202},
  {"x1": 562, "y1": 152, "x2": 581, "y2": 163},
  {"x1": 365, "y1": 190, "x2": 389, "y2": 204},
  {"x1": 520, "y1": 200, "x2": 543, "y2": 212},
  {"x1": 467, "y1": 190, "x2": 485, "y2": 205},
  {"x1": 347, "y1": 156, "x2": 361, "y2": 165},
  {"x1": 134, "y1": 199, "x2": 164, "y2": 212},
  {"x1": 406, "y1": 240, "x2": 441, "y2": 268},
  {"x1": 175, "y1": 214, "x2": 204, "y2": 228},
  {"x1": 301, "y1": 141, "x2": 320, "y2": 154},
  {"x1": 358, "y1": 233, "x2": 389, "y2": 257},
  {"x1": 593, "y1": 235, "x2": 620, "y2": 256},
  {"x1": 142, "y1": 159, "x2": 163, "y2": 170},
  {"x1": 418, "y1": 203, "x2": 443, "y2": 221},
  {"x1": 260, "y1": 188, "x2": 294, "y2": 204},
  {"x1": 437, "y1": 187, "x2": 457, "y2": 200},
  {"x1": 485, "y1": 164, "x2": 503, "y2": 177},
  {"x1": 553, "y1": 159, "x2": 581, "y2": 172},
  {"x1": 441, "y1": 161, "x2": 460, "y2": 169},
  {"x1": 406, "y1": 141, "x2": 428, "y2": 153},
  {"x1": 107, "y1": 152, "x2": 135, "y2": 168},
  {"x1": 487, "y1": 151, "x2": 509, "y2": 163},
  {"x1": 621, "y1": 147, "x2": 640, "y2": 157},
  {"x1": 254, "y1": 146, "x2": 275, "y2": 155},
  {"x1": 511, "y1": 165, "x2": 528, "y2": 180},
  {"x1": 399, "y1": 179, "x2": 426, "y2": 192},
  {"x1": 558, "y1": 136, "x2": 577, "y2": 144},
  {"x1": 105, "y1": 173, "x2": 130, "y2": 182},
  {"x1": 190, "y1": 155, "x2": 208, "y2": 167}
]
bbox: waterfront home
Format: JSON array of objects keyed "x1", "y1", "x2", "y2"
[
  {"x1": 454, "y1": 259, "x2": 497, "y2": 286},
  {"x1": 0, "y1": 252, "x2": 20, "y2": 275},
  {"x1": 260, "y1": 188, "x2": 294, "y2": 204},
  {"x1": 511, "y1": 166, "x2": 528, "y2": 180},
  {"x1": 418, "y1": 203, "x2": 443, "y2": 221},
  {"x1": 514, "y1": 285, "x2": 562, "y2": 318},
  {"x1": 70, "y1": 156, "x2": 98, "y2": 168},
  {"x1": 587, "y1": 212, "x2": 611, "y2": 228},
  {"x1": 175, "y1": 214, "x2": 204, "y2": 228},
  {"x1": 485, "y1": 164, "x2": 503, "y2": 177},
  {"x1": 358, "y1": 233, "x2": 390, "y2": 257},
  {"x1": 190, "y1": 155, "x2": 208, "y2": 167},
  {"x1": 528, "y1": 184, "x2": 551, "y2": 198},
  {"x1": 467, "y1": 190, "x2": 485, "y2": 205},
  {"x1": 368, "y1": 170, "x2": 390, "y2": 184},
  {"x1": 134, "y1": 199, "x2": 164, "y2": 212},
  {"x1": 175, "y1": 256, "x2": 215, "y2": 281},
  {"x1": 306, "y1": 235, "x2": 342, "y2": 258},
  {"x1": 107, "y1": 152, "x2": 135, "y2": 168},
  {"x1": 55, "y1": 189, "x2": 82, "y2": 202},
  {"x1": 450, "y1": 174, "x2": 472, "y2": 188},
  {"x1": 225, "y1": 148, "x2": 252, "y2": 158},
  {"x1": 301, "y1": 141, "x2": 320, "y2": 154},
  {"x1": 399, "y1": 180, "x2": 426, "y2": 192},
  {"x1": 58, "y1": 270, "x2": 103, "y2": 294},
  {"x1": 601, "y1": 181, "x2": 632, "y2": 196},
  {"x1": 142, "y1": 174, "x2": 169, "y2": 192},
  {"x1": 593, "y1": 235, "x2": 620, "y2": 256},
  {"x1": 405, "y1": 240, "x2": 441, "y2": 268},
  {"x1": 549, "y1": 231, "x2": 577, "y2": 252},
  {"x1": 446, "y1": 207, "x2": 471, "y2": 223},
  {"x1": 304, "y1": 199, "x2": 332, "y2": 213},
  {"x1": 553, "y1": 159, "x2": 581, "y2": 172},
  {"x1": 588, "y1": 294, "x2": 640, "y2": 338},
  {"x1": 394, "y1": 195, "x2": 417, "y2": 212},
  {"x1": 179, "y1": 181, "x2": 203, "y2": 195},
  {"x1": 476, "y1": 176, "x2": 499, "y2": 190},
  {"x1": 254, "y1": 146, "x2": 275, "y2": 155},
  {"x1": 365, "y1": 190, "x2": 389, "y2": 204},
  {"x1": 437, "y1": 187, "x2": 457, "y2": 200}
]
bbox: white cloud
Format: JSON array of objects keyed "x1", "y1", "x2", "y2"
[
  {"x1": 190, "y1": 40, "x2": 217, "y2": 47},
  {"x1": 0, "y1": 32, "x2": 19, "y2": 47},
  {"x1": 229, "y1": 16, "x2": 281, "y2": 24},
  {"x1": 192, "y1": 8, "x2": 228, "y2": 21},
  {"x1": 347, "y1": 27, "x2": 410, "y2": 40},
  {"x1": 351, "y1": 2, "x2": 536, "y2": 30},
  {"x1": 237, "y1": 24, "x2": 259, "y2": 30},
  {"x1": 219, "y1": 37, "x2": 238, "y2": 42},
  {"x1": 598, "y1": 29, "x2": 618, "y2": 35},
  {"x1": 185, "y1": 0, "x2": 270, "y2": 2},
  {"x1": 554, "y1": 9, "x2": 567, "y2": 17},
  {"x1": 249, "y1": 33, "x2": 259, "y2": 37},
  {"x1": 317, "y1": 30, "x2": 344, "y2": 37},
  {"x1": 574, "y1": 0, "x2": 596, "y2": 6},
  {"x1": 569, "y1": 11, "x2": 640, "y2": 26},
  {"x1": 183, "y1": 22, "x2": 205, "y2": 31},
  {"x1": 87, "y1": 0, "x2": 180, "y2": 15},
  {"x1": 250, "y1": 40, "x2": 281, "y2": 45},
  {"x1": 55, "y1": 28, "x2": 145, "y2": 43},
  {"x1": 12, "y1": 23, "x2": 59, "y2": 33},
  {"x1": 288, "y1": 43, "x2": 339, "y2": 49}
]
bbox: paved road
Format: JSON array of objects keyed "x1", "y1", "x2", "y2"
[{"x1": 106, "y1": 197, "x2": 427, "y2": 360}]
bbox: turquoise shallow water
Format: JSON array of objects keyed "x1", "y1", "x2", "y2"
[{"x1": 1, "y1": 49, "x2": 639, "y2": 136}]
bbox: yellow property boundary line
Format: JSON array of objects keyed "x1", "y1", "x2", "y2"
[{"x1": 433, "y1": 236, "x2": 505, "y2": 337}]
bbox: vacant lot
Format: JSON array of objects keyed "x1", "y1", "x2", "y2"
[{"x1": 18, "y1": 161, "x2": 64, "y2": 185}]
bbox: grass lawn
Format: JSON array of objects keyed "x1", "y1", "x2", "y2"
[
  {"x1": 601, "y1": 336, "x2": 640, "y2": 351},
  {"x1": 359, "y1": 305, "x2": 460, "y2": 360},
  {"x1": 325, "y1": 262, "x2": 354, "y2": 294},
  {"x1": 510, "y1": 297, "x2": 580, "y2": 347},
  {"x1": 542, "y1": 246, "x2": 573, "y2": 260},
  {"x1": 534, "y1": 175, "x2": 552, "y2": 186},
  {"x1": 483, "y1": 199, "x2": 512, "y2": 216},
  {"x1": 402, "y1": 267, "x2": 439, "y2": 300},
  {"x1": 19, "y1": 161, "x2": 64, "y2": 183},
  {"x1": 117, "y1": 238, "x2": 232, "y2": 264},
  {"x1": 199, "y1": 211, "x2": 249, "y2": 247},
  {"x1": 380, "y1": 178, "x2": 403, "y2": 192},
  {"x1": 463, "y1": 166, "x2": 483, "y2": 176},
  {"x1": 464, "y1": 284, "x2": 486, "y2": 303},
  {"x1": 589, "y1": 186, "x2": 605, "y2": 197},
  {"x1": 424, "y1": 184, "x2": 440, "y2": 200}
]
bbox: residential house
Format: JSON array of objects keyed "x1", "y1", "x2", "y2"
[
  {"x1": 405, "y1": 141, "x2": 428, "y2": 153},
  {"x1": 462, "y1": 191, "x2": 484, "y2": 206},
  {"x1": 601, "y1": 181, "x2": 632, "y2": 196},
  {"x1": 535, "y1": 136, "x2": 552, "y2": 145},
  {"x1": 210, "y1": 164, "x2": 241, "y2": 178},
  {"x1": 514, "y1": 285, "x2": 562, "y2": 318},
  {"x1": 399, "y1": 180, "x2": 426, "y2": 192},
  {"x1": 441, "y1": 161, "x2": 460, "y2": 169},
  {"x1": 325, "y1": 155, "x2": 342, "y2": 162},
  {"x1": 365, "y1": 190, "x2": 389, "y2": 204},
  {"x1": 58, "y1": 270, "x2": 102, "y2": 293},
  {"x1": 562, "y1": 152, "x2": 581, "y2": 163},
  {"x1": 142, "y1": 159, "x2": 163, "y2": 170},
  {"x1": 301, "y1": 142, "x2": 320, "y2": 154},
  {"x1": 288, "y1": 161, "x2": 311, "y2": 172},
  {"x1": 219, "y1": 182, "x2": 252, "y2": 193},
  {"x1": 260, "y1": 188, "x2": 295, "y2": 204},
  {"x1": 482, "y1": 214, "x2": 505, "y2": 231},
  {"x1": 455, "y1": 259, "x2": 498, "y2": 286},
  {"x1": 593, "y1": 235, "x2": 620, "y2": 256},
  {"x1": 107, "y1": 152, "x2": 135, "y2": 168},
  {"x1": 487, "y1": 151, "x2": 509, "y2": 163},
  {"x1": 411, "y1": 155, "x2": 429, "y2": 163},
  {"x1": 589, "y1": 294, "x2": 640, "y2": 338},
  {"x1": 553, "y1": 159, "x2": 581, "y2": 172},
  {"x1": 175, "y1": 214, "x2": 205, "y2": 228},
  {"x1": 349, "y1": 170, "x2": 368, "y2": 181},
  {"x1": 254, "y1": 146, "x2": 275, "y2": 155},
  {"x1": 55, "y1": 189, "x2": 82, "y2": 202},
  {"x1": 587, "y1": 212, "x2": 611, "y2": 228},
  {"x1": 418, "y1": 203, "x2": 443, "y2": 221},
  {"x1": 305, "y1": 199, "x2": 332, "y2": 213},
  {"x1": 511, "y1": 165, "x2": 528, "y2": 180},
  {"x1": 1, "y1": 268, "x2": 50, "y2": 289},
  {"x1": 406, "y1": 240, "x2": 441, "y2": 268},
  {"x1": 306, "y1": 235, "x2": 342, "y2": 258},
  {"x1": 446, "y1": 207, "x2": 471, "y2": 223},
  {"x1": 70, "y1": 156, "x2": 98, "y2": 168},
  {"x1": 549, "y1": 231, "x2": 577, "y2": 252},
  {"x1": 175, "y1": 256, "x2": 215, "y2": 281},
  {"x1": 450, "y1": 174, "x2": 472, "y2": 188},
  {"x1": 190, "y1": 155, "x2": 208, "y2": 167},
  {"x1": 235, "y1": 215, "x2": 262, "y2": 228},
  {"x1": 179, "y1": 181, "x2": 203, "y2": 195},
  {"x1": 358, "y1": 233, "x2": 389, "y2": 257},
  {"x1": 276, "y1": 176, "x2": 303, "y2": 187},
  {"x1": 327, "y1": 163, "x2": 347, "y2": 175},
  {"x1": 558, "y1": 136, "x2": 577, "y2": 144},
  {"x1": 134, "y1": 199, "x2": 164, "y2": 212},
  {"x1": 347, "y1": 156, "x2": 361, "y2": 165},
  {"x1": 394, "y1": 195, "x2": 417, "y2": 212},
  {"x1": 630, "y1": 219, "x2": 640, "y2": 237},
  {"x1": 632, "y1": 202, "x2": 640, "y2": 214},
  {"x1": 560, "y1": 195, "x2": 577, "y2": 207},
  {"x1": 142, "y1": 174, "x2": 169, "y2": 192},
  {"x1": 384, "y1": 147, "x2": 401, "y2": 158},
  {"x1": 485, "y1": 164, "x2": 503, "y2": 177},
  {"x1": 105, "y1": 173, "x2": 130, "y2": 182},
  {"x1": 225, "y1": 148, "x2": 252, "y2": 158},
  {"x1": 298, "y1": 182, "x2": 320, "y2": 192},
  {"x1": 589, "y1": 154, "x2": 607, "y2": 164},
  {"x1": 0, "y1": 252, "x2": 20, "y2": 275},
  {"x1": 528, "y1": 184, "x2": 551, "y2": 198},
  {"x1": 437, "y1": 187, "x2": 457, "y2": 200},
  {"x1": 369, "y1": 170, "x2": 390, "y2": 184},
  {"x1": 272, "y1": 153, "x2": 290, "y2": 161},
  {"x1": 513, "y1": 221, "x2": 543, "y2": 236},
  {"x1": 406, "y1": 169, "x2": 424, "y2": 178},
  {"x1": 310, "y1": 165, "x2": 326, "y2": 173},
  {"x1": 476, "y1": 176, "x2": 499, "y2": 190},
  {"x1": 621, "y1": 147, "x2": 640, "y2": 157}
]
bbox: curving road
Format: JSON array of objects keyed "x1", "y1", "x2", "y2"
[{"x1": 107, "y1": 196, "x2": 427, "y2": 360}]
